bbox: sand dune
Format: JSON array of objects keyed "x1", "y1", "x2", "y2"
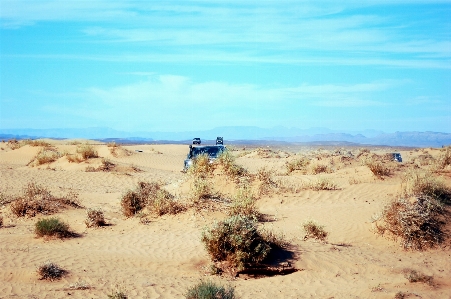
[{"x1": 0, "y1": 141, "x2": 450, "y2": 298}]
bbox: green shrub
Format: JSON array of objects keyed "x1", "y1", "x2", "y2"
[
  {"x1": 374, "y1": 196, "x2": 444, "y2": 250},
  {"x1": 37, "y1": 260, "x2": 67, "y2": 281},
  {"x1": 303, "y1": 220, "x2": 328, "y2": 241},
  {"x1": 201, "y1": 215, "x2": 271, "y2": 271},
  {"x1": 185, "y1": 280, "x2": 236, "y2": 299},
  {"x1": 35, "y1": 218, "x2": 71, "y2": 238}
]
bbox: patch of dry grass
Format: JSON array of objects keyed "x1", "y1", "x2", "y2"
[
  {"x1": 256, "y1": 167, "x2": 277, "y2": 196},
  {"x1": 366, "y1": 160, "x2": 391, "y2": 178},
  {"x1": 66, "y1": 144, "x2": 98, "y2": 163},
  {"x1": 10, "y1": 183, "x2": 81, "y2": 217},
  {"x1": 285, "y1": 156, "x2": 310, "y2": 174},
  {"x1": 229, "y1": 182, "x2": 259, "y2": 220},
  {"x1": 403, "y1": 269, "x2": 434, "y2": 285},
  {"x1": 401, "y1": 170, "x2": 450, "y2": 203},
  {"x1": 217, "y1": 150, "x2": 247, "y2": 179},
  {"x1": 28, "y1": 148, "x2": 61, "y2": 166},
  {"x1": 307, "y1": 178, "x2": 338, "y2": 191},
  {"x1": 309, "y1": 163, "x2": 332, "y2": 175},
  {"x1": 303, "y1": 220, "x2": 328, "y2": 241}
]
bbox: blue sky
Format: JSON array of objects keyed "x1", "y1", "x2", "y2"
[{"x1": 1, "y1": 0, "x2": 450, "y2": 133}]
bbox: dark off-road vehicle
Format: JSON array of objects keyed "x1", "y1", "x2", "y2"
[
  {"x1": 184, "y1": 144, "x2": 226, "y2": 170},
  {"x1": 192, "y1": 138, "x2": 201, "y2": 145},
  {"x1": 391, "y1": 153, "x2": 402, "y2": 162}
]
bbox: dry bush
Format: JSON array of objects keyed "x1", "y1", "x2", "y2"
[
  {"x1": 256, "y1": 167, "x2": 277, "y2": 196},
  {"x1": 366, "y1": 160, "x2": 391, "y2": 178},
  {"x1": 10, "y1": 182, "x2": 81, "y2": 217},
  {"x1": 401, "y1": 170, "x2": 450, "y2": 203},
  {"x1": 201, "y1": 215, "x2": 272, "y2": 271},
  {"x1": 68, "y1": 280, "x2": 91, "y2": 290},
  {"x1": 415, "y1": 154, "x2": 435, "y2": 166},
  {"x1": 434, "y1": 146, "x2": 451, "y2": 170},
  {"x1": 303, "y1": 220, "x2": 328, "y2": 241},
  {"x1": 217, "y1": 150, "x2": 247, "y2": 179},
  {"x1": 190, "y1": 177, "x2": 215, "y2": 204},
  {"x1": 29, "y1": 148, "x2": 61, "y2": 166},
  {"x1": 108, "y1": 142, "x2": 132, "y2": 157},
  {"x1": 24, "y1": 139, "x2": 52, "y2": 147},
  {"x1": 185, "y1": 280, "x2": 236, "y2": 299},
  {"x1": 189, "y1": 154, "x2": 214, "y2": 177},
  {"x1": 37, "y1": 261, "x2": 67, "y2": 281},
  {"x1": 374, "y1": 196, "x2": 445, "y2": 250},
  {"x1": 229, "y1": 183, "x2": 259, "y2": 220},
  {"x1": 85, "y1": 208, "x2": 106, "y2": 227},
  {"x1": 0, "y1": 214, "x2": 3, "y2": 227},
  {"x1": 309, "y1": 163, "x2": 332, "y2": 175},
  {"x1": 149, "y1": 188, "x2": 185, "y2": 216},
  {"x1": 35, "y1": 217, "x2": 72, "y2": 238},
  {"x1": 121, "y1": 181, "x2": 182, "y2": 217},
  {"x1": 286, "y1": 156, "x2": 310, "y2": 173},
  {"x1": 98, "y1": 158, "x2": 115, "y2": 171},
  {"x1": 308, "y1": 178, "x2": 338, "y2": 191},
  {"x1": 404, "y1": 269, "x2": 433, "y2": 285},
  {"x1": 77, "y1": 144, "x2": 98, "y2": 160}
]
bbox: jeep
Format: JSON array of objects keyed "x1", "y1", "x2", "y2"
[{"x1": 184, "y1": 144, "x2": 225, "y2": 170}]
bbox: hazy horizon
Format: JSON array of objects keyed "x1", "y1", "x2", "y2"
[{"x1": 1, "y1": 1, "x2": 450, "y2": 133}]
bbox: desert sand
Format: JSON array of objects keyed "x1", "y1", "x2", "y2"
[{"x1": 0, "y1": 140, "x2": 450, "y2": 299}]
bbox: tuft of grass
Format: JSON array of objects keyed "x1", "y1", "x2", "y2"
[
  {"x1": 77, "y1": 144, "x2": 98, "y2": 160},
  {"x1": 366, "y1": 160, "x2": 391, "y2": 178},
  {"x1": 401, "y1": 170, "x2": 450, "y2": 204},
  {"x1": 229, "y1": 183, "x2": 259, "y2": 220},
  {"x1": 256, "y1": 167, "x2": 277, "y2": 196},
  {"x1": 217, "y1": 150, "x2": 247, "y2": 179},
  {"x1": 308, "y1": 178, "x2": 338, "y2": 191},
  {"x1": 201, "y1": 215, "x2": 272, "y2": 271},
  {"x1": 309, "y1": 163, "x2": 331, "y2": 175},
  {"x1": 10, "y1": 182, "x2": 80, "y2": 217},
  {"x1": 394, "y1": 292, "x2": 406, "y2": 299},
  {"x1": 185, "y1": 280, "x2": 236, "y2": 299},
  {"x1": 37, "y1": 260, "x2": 67, "y2": 281},
  {"x1": 188, "y1": 153, "x2": 214, "y2": 177},
  {"x1": 120, "y1": 181, "x2": 182, "y2": 217},
  {"x1": 7, "y1": 139, "x2": 22, "y2": 150},
  {"x1": 0, "y1": 214, "x2": 3, "y2": 227},
  {"x1": 286, "y1": 156, "x2": 310, "y2": 173},
  {"x1": 403, "y1": 269, "x2": 433, "y2": 285},
  {"x1": 29, "y1": 148, "x2": 61, "y2": 166},
  {"x1": 434, "y1": 146, "x2": 451, "y2": 170},
  {"x1": 303, "y1": 220, "x2": 328, "y2": 241},
  {"x1": 35, "y1": 217, "x2": 72, "y2": 238},
  {"x1": 107, "y1": 287, "x2": 127, "y2": 299},
  {"x1": 85, "y1": 208, "x2": 106, "y2": 227},
  {"x1": 190, "y1": 177, "x2": 215, "y2": 204},
  {"x1": 374, "y1": 196, "x2": 445, "y2": 250}
]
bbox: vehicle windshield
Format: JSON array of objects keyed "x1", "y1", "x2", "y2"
[{"x1": 191, "y1": 146, "x2": 224, "y2": 158}]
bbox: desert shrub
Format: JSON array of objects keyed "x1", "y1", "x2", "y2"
[
  {"x1": 7, "y1": 139, "x2": 22, "y2": 150},
  {"x1": 35, "y1": 218, "x2": 71, "y2": 238},
  {"x1": 434, "y1": 146, "x2": 451, "y2": 170},
  {"x1": 404, "y1": 269, "x2": 433, "y2": 285},
  {"x1": 401, "y1": 170, "x2": 450, "y2": 203},
  {"x1": 185, "y1": 280, "x2": 236, "y2": 299},
  {"x1": 68, "y1": 280, "x2": 91, "y2": 290},
  {"x1": 308, "y1": 178, "x2": 338, "y2": 191},
  {"x1": 286, "y1": 156, "x2": 310, "y2": 173},
  {"x1": 30, "y1": 148, "x2": 61, "y2": 166},
  {"x1": 108, "y1": 143, "x2": 132, "y2": 158},
  {"x1": 303, "y1": 221, "x2": 328, "y2": 241},
  {"x1": 149, "y1": 188, "x2": 185, "y2": 216},
  {"x1": 309, "y1": 163, "x2": 331, "y2": 175},
  {"x1": 191, "y1": 177, "x2": 214, "y2": 204},
  {"x1": 189, "y1": 154, "x2": 213, "y2": 177},
  {"x1": 201, "y1": 215, "x2": 272, "y2": 271},
  {"x1": 98, "y1": 158, "x2": 115, "y2": 171},
  {"x1": 256, "y1": 167, "x2": 277, "y2": 195},
  {"x1": 0, "y1": 215, "x2": 3, "y2": 227},
  {"x1": 37, "y1": 261, "x2": 67, "y2": 281},
  {"x1": 77, "y1": 144, "x2": 98, "y2": 160},
  {"x1": 415, "y1": 154, "x2": 435, "y2": 166},
  {"x1": 217, "y1": 150, "x2": 247, "y2": 179},
  {"x1": 366, "y1": 160, "x2": 391, "y2": 178},
  {"x1": 24, "y1": 139, "x2": 52, "y2": 147},
  {"x1": 107, "y1": 287, "x2": 127, "y2": 299},
  {"x1": 229, "y1": 183, "x2": 259, "y2": 220},
  {"x1": 374, "y1": 196, "x2": 445, "y2": 250},
  {"x1": 10, "y1": 182, "x2": 80, "y2": 217},
  {"x1": 121, "y1": 181, "x2": 181, "y2": 217},
  {"x1": 85, "y1": 208, "x2": 106, "y2": 227}
]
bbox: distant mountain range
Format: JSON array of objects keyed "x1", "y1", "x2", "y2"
[{"x1": 1, "y1": 127, "x2": 450, "y2": 147}]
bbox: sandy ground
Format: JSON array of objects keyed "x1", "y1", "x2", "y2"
[{"x1": 0, "y1": 140, "x2": 450, "y2": 299}]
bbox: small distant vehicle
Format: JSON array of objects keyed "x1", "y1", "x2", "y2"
[
  {"x1": 216, "y1": 137, "x2": 223, "y2": 145},
  {"x1": 184, "y1": 144, "x2": 225, "y2": 170},
  {"x1": 192, "y1": 138, "x2": 201, "y2": 145},
  {"x1": 391, "y1": 153, "x2": 402, "y2": 162}
]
